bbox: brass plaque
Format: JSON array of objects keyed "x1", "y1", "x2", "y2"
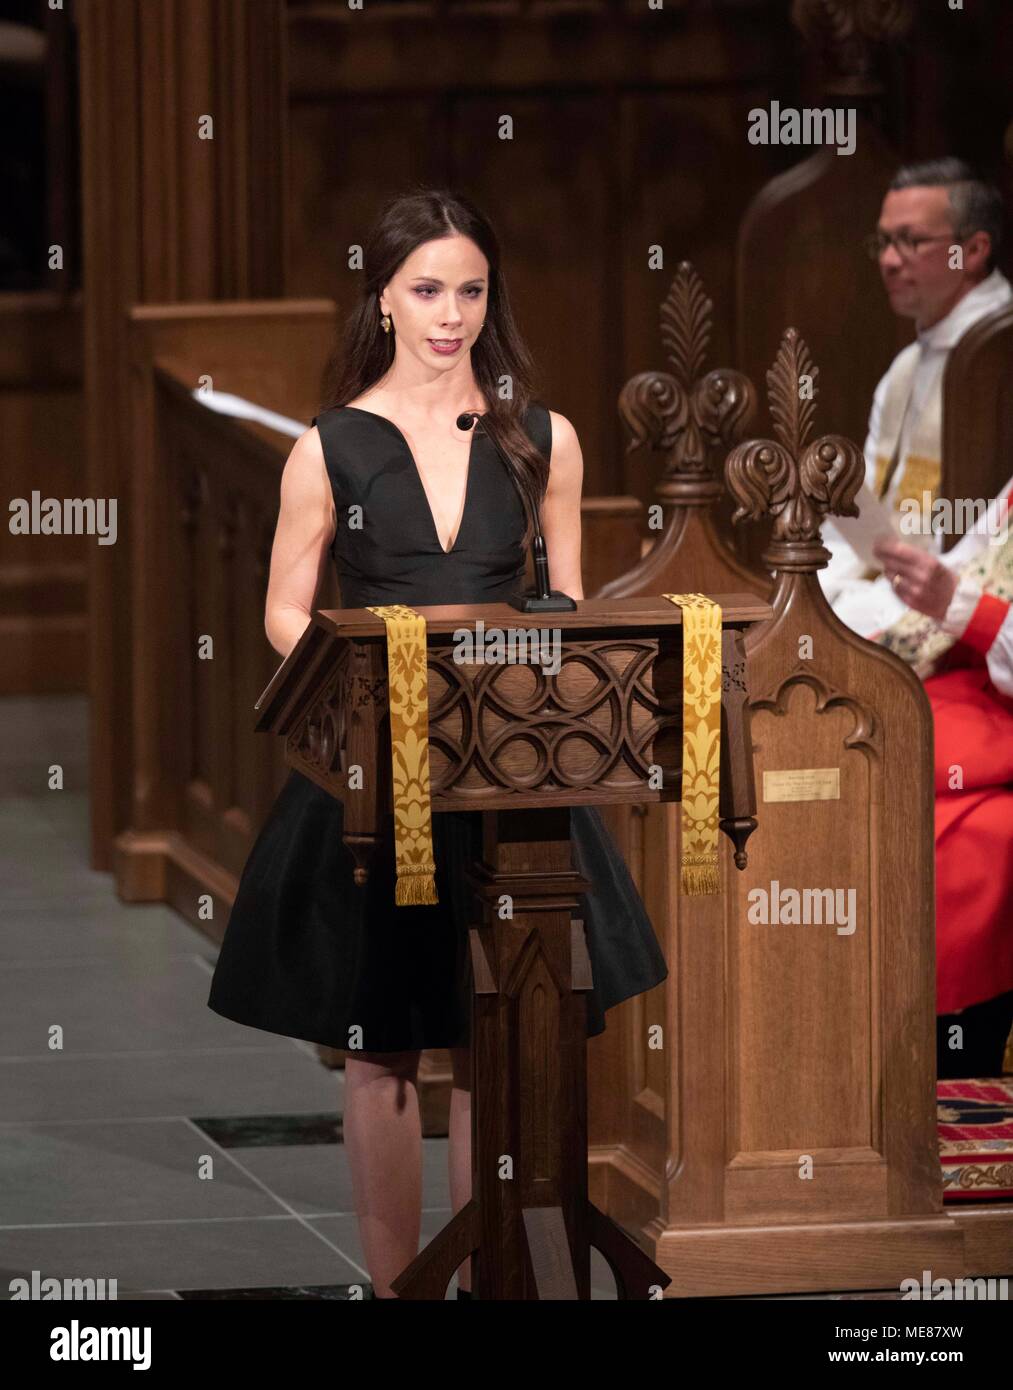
[{"x1": 762, "y1": 767, "x2": 840, "y2": 803}]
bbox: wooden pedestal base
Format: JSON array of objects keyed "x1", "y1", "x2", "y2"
[{"x1": 391, "y1": 807, "x2": 671, "y2": 1301}]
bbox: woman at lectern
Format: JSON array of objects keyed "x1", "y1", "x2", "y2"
[{"x1": 207, "y1": 188, "x2": 667, "y2": 1300}]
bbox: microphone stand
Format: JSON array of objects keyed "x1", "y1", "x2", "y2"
[{"x1": 457, "y1": 410, "x2": 577, "y2": 614}]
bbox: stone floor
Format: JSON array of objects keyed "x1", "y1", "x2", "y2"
[{"x1": 1, "y1": 695, "x2": 618, "y2": 1298}]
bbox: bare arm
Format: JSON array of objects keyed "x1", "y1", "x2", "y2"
[
  {"x1": 264, "y1": 426, "x2": 336, "y2": 659},
  {"x1": 540, "y1": 410, "x2": 584, "y2": 600}
]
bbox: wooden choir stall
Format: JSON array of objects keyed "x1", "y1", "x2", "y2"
[{"x1": 586, "y1": 266, "x2": 1013, "y2": 1292}]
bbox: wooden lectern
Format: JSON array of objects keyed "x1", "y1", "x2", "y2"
[{"x1": 253, "y1": 595, "x2": 772, "y2": 1299}]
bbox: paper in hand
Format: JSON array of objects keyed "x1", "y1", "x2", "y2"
[{"x1": 829, "y1": 483, "x2": 938, "y2": 568}]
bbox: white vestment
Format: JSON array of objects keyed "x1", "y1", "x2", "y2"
[{"x1": 817, "y1": 269, "x2": 1013, "y2": 696}]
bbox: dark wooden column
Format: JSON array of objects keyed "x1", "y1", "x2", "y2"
[{"x1": 75, "y1": 0, "x2": 287, "y2": 867}]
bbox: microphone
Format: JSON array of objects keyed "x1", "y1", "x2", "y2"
[{"x1": 456, "y1": 408, "x2": 576, "y2": 612}]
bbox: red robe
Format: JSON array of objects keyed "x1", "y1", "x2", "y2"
[{"x1": 925, "y1": 592, "x2": 1013, "y2": 1014}]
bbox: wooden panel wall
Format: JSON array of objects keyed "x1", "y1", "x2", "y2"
[
  {"x1": 76, "y1": 0, "x2": 288, "y2": 867},
  {"x1": 283, "y1": 0, "x2": 794, "y2": 502},
  {"x1": 0, "y1": 292, "x2": 85, "y2": 694}
]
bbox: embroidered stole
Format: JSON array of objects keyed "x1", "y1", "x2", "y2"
[
  {"x1": 662, "y1": 594, "x2": 722, "y2": 895},
  {"x1": 873, "y1": 345, "x2": 942, "y2": 512},
  {"x1": 365, "y1": 604, "x2": 439, "y2": 905}
]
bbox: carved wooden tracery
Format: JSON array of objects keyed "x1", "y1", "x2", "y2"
[{"x1": 293, "y1": 637, "x2": 684, "y2": 806}]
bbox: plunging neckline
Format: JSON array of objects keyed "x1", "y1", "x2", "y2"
[{"x1": 341, "y1": 405, "x2": 478, "y2": 556}]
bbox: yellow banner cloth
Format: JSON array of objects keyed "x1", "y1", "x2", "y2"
[
  {"x1": 365, "y1": 604, "x2": 438, "y2": 906},
  {"x1": 661, "y1": 594, "x2": 722, "y2": 896}
]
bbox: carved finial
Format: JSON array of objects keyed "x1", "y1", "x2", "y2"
[
  {"x1": 791, "y1": 0, "x2": 914, "y2": 97},
  {"x1": 724, "y1": 328, "x2": 864, "y2": 571},
  {"x1": 617, "y1": 262, "x2": 755, "y2": 497},
  {"x1": 662, "y1": 259, "x2": 711, "y2": 391},
  {"x1": 767, "y1": 326, "x2": 820, "y2": 458}
]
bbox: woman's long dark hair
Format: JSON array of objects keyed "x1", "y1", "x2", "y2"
[{"x1": 320, "y1": 186, "x2": 549, "y2": 546}]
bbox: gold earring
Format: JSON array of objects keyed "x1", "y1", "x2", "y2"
[{"x1": 381, "y1": 313, "x2": 391, "y2": 334}]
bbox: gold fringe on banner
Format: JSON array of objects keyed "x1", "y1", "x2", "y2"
[
  {"x1": 661, "y1": 593, "x2": 723, "y2": 896},
  {"x1": 365, "y1": 604, "x2": 438, "y2": 906}
]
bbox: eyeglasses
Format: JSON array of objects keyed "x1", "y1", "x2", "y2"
[{"x1": 863, "y1": 230, "x2": 958, "y2": 262}]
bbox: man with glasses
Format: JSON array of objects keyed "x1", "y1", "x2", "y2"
[{"x1": 819, "y1": 159, "x2": 1013, "y2": 1080}]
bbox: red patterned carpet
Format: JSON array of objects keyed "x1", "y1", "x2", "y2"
[{"x1": 938, "y1": 1079, "x2": 1013, "y2": 1201}]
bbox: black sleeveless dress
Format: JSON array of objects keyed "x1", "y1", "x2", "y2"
[{"x1": 206, "y1": 401, "x2": 668, "y2": 1053}]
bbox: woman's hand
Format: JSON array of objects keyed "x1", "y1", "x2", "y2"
[{"x1": 872, "y1": 536, "x2": 958, "y2": 622}]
